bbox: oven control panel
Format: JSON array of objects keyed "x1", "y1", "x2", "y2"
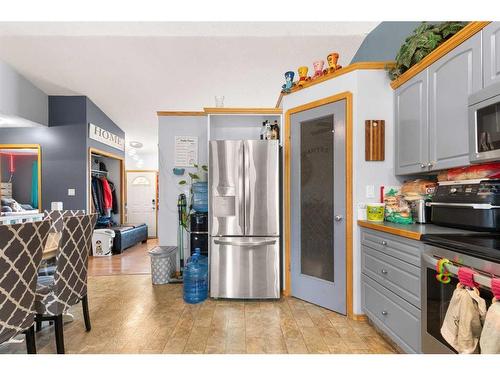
[{"x1": 433, "y1": 179, "x2": 500, "y2": 203}]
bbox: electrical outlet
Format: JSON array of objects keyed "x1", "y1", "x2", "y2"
[
  {"x1": 68, "y1": 188, "x2": 76, "y2": 197},
  {"x1": 366, "y1": 185, "x2": 375, "y2": 198}
]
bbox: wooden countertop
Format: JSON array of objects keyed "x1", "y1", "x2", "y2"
[{"x1": 357, "y1": 220, "x2": 475, "y2": 241}]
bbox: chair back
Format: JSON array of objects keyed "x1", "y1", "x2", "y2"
[
  {"x1": 44, "y1": 210, "x2": 86, "y2": 233},
  {"x1": 0, "y1": 220, "x2": 51, "y2": 343},
  {"x1": 44, "y1": 214, "x2": 97, "y2": 315}
]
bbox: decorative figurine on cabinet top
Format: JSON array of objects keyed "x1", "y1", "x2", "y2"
[
  {"x1": 297, "y1": 66, "x2": 310, "y2": 87},
  {"x1": 326, "y1": 52, "x2": 342, "y2": 73},
  {"x1": 281, "y1": 71, "x2": 295, "y2": 93},
  {"x1": 312, "y1": 60, "x2": 325, "y2": 79}
]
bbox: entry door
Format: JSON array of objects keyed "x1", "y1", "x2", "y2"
[
  {"x1": 290, "y1": 100, "x2": 346, "y2": 314},
  {"x1": 126, "y1": 171, "x2": 158, "y2": 237}
]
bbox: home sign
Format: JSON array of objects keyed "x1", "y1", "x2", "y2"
[{"x1": 89, "y1": 123, "x2": 125, "y2": 151}]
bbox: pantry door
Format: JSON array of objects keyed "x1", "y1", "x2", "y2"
[
  {"x1": 290, "y1": 100, "x2": 346, "y2": 314},
  {"x1": 126, "y1": 171, "x2": 158, "y2": 237}
]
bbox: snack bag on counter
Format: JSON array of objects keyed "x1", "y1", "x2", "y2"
[{"x1": 384, "y1": 188, "x2": 413, "y2": 224}]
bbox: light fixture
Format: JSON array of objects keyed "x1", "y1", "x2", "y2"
[{"x1": 129, "y1": 141, "x2": 143, "y2": 149}]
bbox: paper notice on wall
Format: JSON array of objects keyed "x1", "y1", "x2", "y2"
[{"x1": 174, "y1": 136, "x2": 198, "y2": 167}]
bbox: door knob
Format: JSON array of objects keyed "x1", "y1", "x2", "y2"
[
  {"x1": 381, "y1": 269, "x2": 388, "y2": 275},
  {"x1": 381, "y1": 311, "x2": 388, "y2": 316},
  {"x1": 334, "y1": 215, "x2": 343, "y2": 222}
]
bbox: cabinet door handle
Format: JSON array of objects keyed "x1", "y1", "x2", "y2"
[
  {"x1": 381, "y1": 311, "x2": 388, "y2": 316},
  {"x1": 420, "y1": 163, "x2": 426, "y2": 168},
  {"x1": 381, "y1": 269, "x2": 388, "y2": 275},
  {"x1": 427, "y1": 161, "x2": 435, "y2": 168},
  {"x1": 381, "y1": 240, "x2": 387, "y2": 246}
]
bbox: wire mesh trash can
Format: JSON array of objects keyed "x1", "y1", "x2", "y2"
[
  {"x1": 92, "y1": 229, "x2": 115, "y2": 256},
  {"x1": 148, "y1": 246, "x2": 177, "y2": 285}
]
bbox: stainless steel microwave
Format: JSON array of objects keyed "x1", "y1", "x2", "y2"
[{"x1": 469, "y1": 82, "x2": 500, "y2": 163}]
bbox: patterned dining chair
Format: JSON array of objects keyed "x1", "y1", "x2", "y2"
[
  {"x1": 38, "y1": 210, "x2": 86, "y2": 277},
  {"x1": 34, "y1": 214, "x2": 97, "y2": 354},
  {"x1": 0, "y1": 220, "x2": 51, "y2": 354}
]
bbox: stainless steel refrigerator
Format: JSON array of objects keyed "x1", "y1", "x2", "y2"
[{"x1": 209, "y1": 140, "x2": 280, "y2": 299}]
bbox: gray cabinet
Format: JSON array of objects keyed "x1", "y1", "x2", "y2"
[
  {"x1": 483, "y1": 22, "x2": 500, "y2": 87},
  {"x1": 360, "y1": 228, "x2": 423, "y2": 353},
  {"x1": 428, "y1": 33, "x2": 482, "y2": 171},
  {"x1": 395, "y1": 32, "x2": 483, "y2": 175},
  {"x1": 395, "y1": 70, "x2": 429, "y2": 175}
]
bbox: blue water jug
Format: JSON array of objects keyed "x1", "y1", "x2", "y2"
[
  {"x1": 192, "y1": 182, "x2": 208, "y2": 212},
  {"x1": 183, "y1": 248, "x2": 208, "y2": 304}
]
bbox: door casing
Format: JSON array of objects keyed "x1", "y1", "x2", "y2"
[{"x1": 284, "y1": 91, "x2": 354, "y2": 319}]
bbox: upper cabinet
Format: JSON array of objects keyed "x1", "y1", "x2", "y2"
[
  {"x1": 395, "y1": 29, "x2": 483, "y2": 175},
  {"x1": 428, "y1": 33, "x2": 482, "y2": 171},
  {"x1": 395, "y1": 70, "x2": 429, "y2": 175},
  {"x1": 483, "y1": 22, "x2": 500, "y2": 87}
]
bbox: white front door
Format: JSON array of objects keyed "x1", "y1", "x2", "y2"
[{"x1": 126, "y1": 171, "x2": 157, "y2": 237}]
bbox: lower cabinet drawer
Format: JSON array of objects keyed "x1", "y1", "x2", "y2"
[
  {"x1": 362, "y1": 274, "x2": 421, "y2": 353},
  {"x1": 362, "y1": 245, "x2": 420, "y2": 307}
]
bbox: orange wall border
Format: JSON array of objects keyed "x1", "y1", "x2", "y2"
[{"x1": 283, "y1": 91, "x2": 353, "y2": 319}]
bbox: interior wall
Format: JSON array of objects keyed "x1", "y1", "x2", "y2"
[
  {"x1": 0, "y1": 59, "x2": 48, "y2": 126},
  {"x1": 350, "y1": 22, "x2": 422, "y2": 63},
  {"x1": 9, "y1": 154, "x2": 38, "y2": 205},
  {"x1": 281, "y1": 69, "x2": 401, "y2": 315},
  {"x1": 158, "y1": 115, "x2": 207, "y2": 247}
]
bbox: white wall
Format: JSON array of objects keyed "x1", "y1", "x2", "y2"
[
  {"x1": 281, "y1": 69, "x2": 400, "y2": 315},
  {"x1": 125, "y1": 150, "x2": 159, "y2": 171},
  {"x1": 0, "y1": 60, "x2": 48, "y2": 126},
  {"x1": 158, "y1": 115, "x2": 207, "y2": 247}
]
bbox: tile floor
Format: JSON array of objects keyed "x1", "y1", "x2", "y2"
[{"x1": 0, "y1": 273, "x2": 397, "y2": 354}]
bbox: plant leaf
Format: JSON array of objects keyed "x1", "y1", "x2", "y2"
[
  {"x1": 189, "y1": 173, "x2": 199, "y2": 180},
  {"x1": 179, "y1": 180, "x2": 187, "y2": 185},
  {"x1": 201, "y1": 165, "x2": 208, "y2": 171}
]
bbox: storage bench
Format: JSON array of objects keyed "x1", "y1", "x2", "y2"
[{"x1": 111, "y1": 223, "x2": 148, "y2": 254}]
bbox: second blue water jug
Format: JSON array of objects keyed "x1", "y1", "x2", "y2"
[
  {"x1": 183, "y1": 248, "x2": 208, "y2": 304},
  {"x1": 192, "y1": 182, "x2": 208, "y2": 212}
]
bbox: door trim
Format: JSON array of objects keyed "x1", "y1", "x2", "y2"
[
  {"x1": 88, "y1": 147, "x2": 125, "y2": 224},
  {"x1": 125, "y1": 169, "x2": 159, "y2": 239},
  {"x1": 284, "y1": 91, "x2": 353, "y2": 319}
]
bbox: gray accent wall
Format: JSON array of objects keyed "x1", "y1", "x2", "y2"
[
  {"x1": 0, "y1": 60, "x2": 48, "y2": 126},
  {"x1": 350, "y1": 22, "x2": 422, "y2": 63},
  {"x1": 0, "y1": 95, "x2": 125, "y2": 211}
]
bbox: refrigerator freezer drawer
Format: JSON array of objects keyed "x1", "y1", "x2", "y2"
[{"x1": 210, "y1": 237, "x2": 280, "y2": 299}]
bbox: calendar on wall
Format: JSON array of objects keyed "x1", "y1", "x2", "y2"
[{"x1": 174, "y1": 136, "x2": 198, "y2": 167}]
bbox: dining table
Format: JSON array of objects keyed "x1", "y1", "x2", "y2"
[{"x1": 42, "y1": 232, "x2": 60, "y2": 260}]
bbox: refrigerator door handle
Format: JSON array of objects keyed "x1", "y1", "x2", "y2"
[
  {"x1": 244, "y1": 141, "x2": 250, "y2": 234},
  {"x1": 213, "y1": 239, "x2": 277, "y2": 246},
  {"x1": 238, "y1": 142, "x2": 245, "y2": 233}
]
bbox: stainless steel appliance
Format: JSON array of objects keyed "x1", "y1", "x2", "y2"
[
  {"x1": 469, "y1": 81, "x2": 500, "y2": 163},
  {"x1": 427, "y1": 179, "x2": 500, "y2": 232},
  {"x1": 209, "y1": 140, "x2": 280, "y2": 299},
  {"x1": 421, "y1": 235, "x2": 499, "y2": 354},
  {"x1": 409, "y1": 199, "x2": 431, "y2": 224}
]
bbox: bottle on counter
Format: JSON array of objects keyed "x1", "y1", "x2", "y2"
[{"x1": 260, "y1": 121, "x2": 268, "y2": 140}]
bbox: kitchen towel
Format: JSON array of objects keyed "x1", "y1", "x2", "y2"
[
  {"x1": 441, "y1": 284, "x2": 487, "y2": 354},
  {"x1": 479, "y1": 300, "x2": 500, "y2": 354}
]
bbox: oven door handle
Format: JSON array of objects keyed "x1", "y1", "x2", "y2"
[
  {"x1": 422, "y1": 253, "x2": 497, "y2": 289},
  {"x1": 425, "y1": 202, "x2": 500, "y2": 209}
]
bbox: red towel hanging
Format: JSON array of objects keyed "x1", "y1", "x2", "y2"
[
  {"x1": 458, "y1": 267, "x2": 478, "y2": 289},
  {"x1": 491, "y1": 278, "x2": 500, "y2": 300}
]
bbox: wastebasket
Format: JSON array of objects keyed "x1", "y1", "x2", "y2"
[
  {"x1": 92, "y1": 229, "x2": 115, "y2": 256},
  {"x1": 148, "y1": 246, "x2": 177, "y2": 285}
]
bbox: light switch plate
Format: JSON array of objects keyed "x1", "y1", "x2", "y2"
[
  {"x1": 68, "y1": 188, "x2": 76, "y2": 197},
  {"x1": 366, "y1": 185, "x2": 375, "y2": 198}
]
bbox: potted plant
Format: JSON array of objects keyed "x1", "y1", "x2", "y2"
[
  {"x1": 388, "y1": 22, "x2": 467, "y2": 80},
  {"x1": 178, "y1": 163, "x2": 208, "y2": 230}
]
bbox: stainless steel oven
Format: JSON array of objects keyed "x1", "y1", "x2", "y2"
[
  {"x1": 421, "y1": 243, "x2": 498, "y2": 354},
  {"x1": 469, "y1": 81, "x2": 500, "y2": 163}
]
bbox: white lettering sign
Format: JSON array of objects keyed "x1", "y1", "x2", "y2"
[
  {"x1": 174, "y1": 136, "x2": 198, "y2": 167},
  {"x1": 89, "y1": 123, "x2": 125, "y2": 151}
]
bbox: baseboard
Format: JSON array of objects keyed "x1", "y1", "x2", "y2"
[{"x1": 351, "y1": 314, "x2": 368, "y2": 321}]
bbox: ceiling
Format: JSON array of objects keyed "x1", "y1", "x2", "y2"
[{"x1": 0, "y1": 22, "x2": 378, "y2": 155}]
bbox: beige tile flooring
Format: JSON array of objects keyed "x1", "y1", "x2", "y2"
[{"x1": 1, "y1": 274, "x2": 397, "y2": 354}]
